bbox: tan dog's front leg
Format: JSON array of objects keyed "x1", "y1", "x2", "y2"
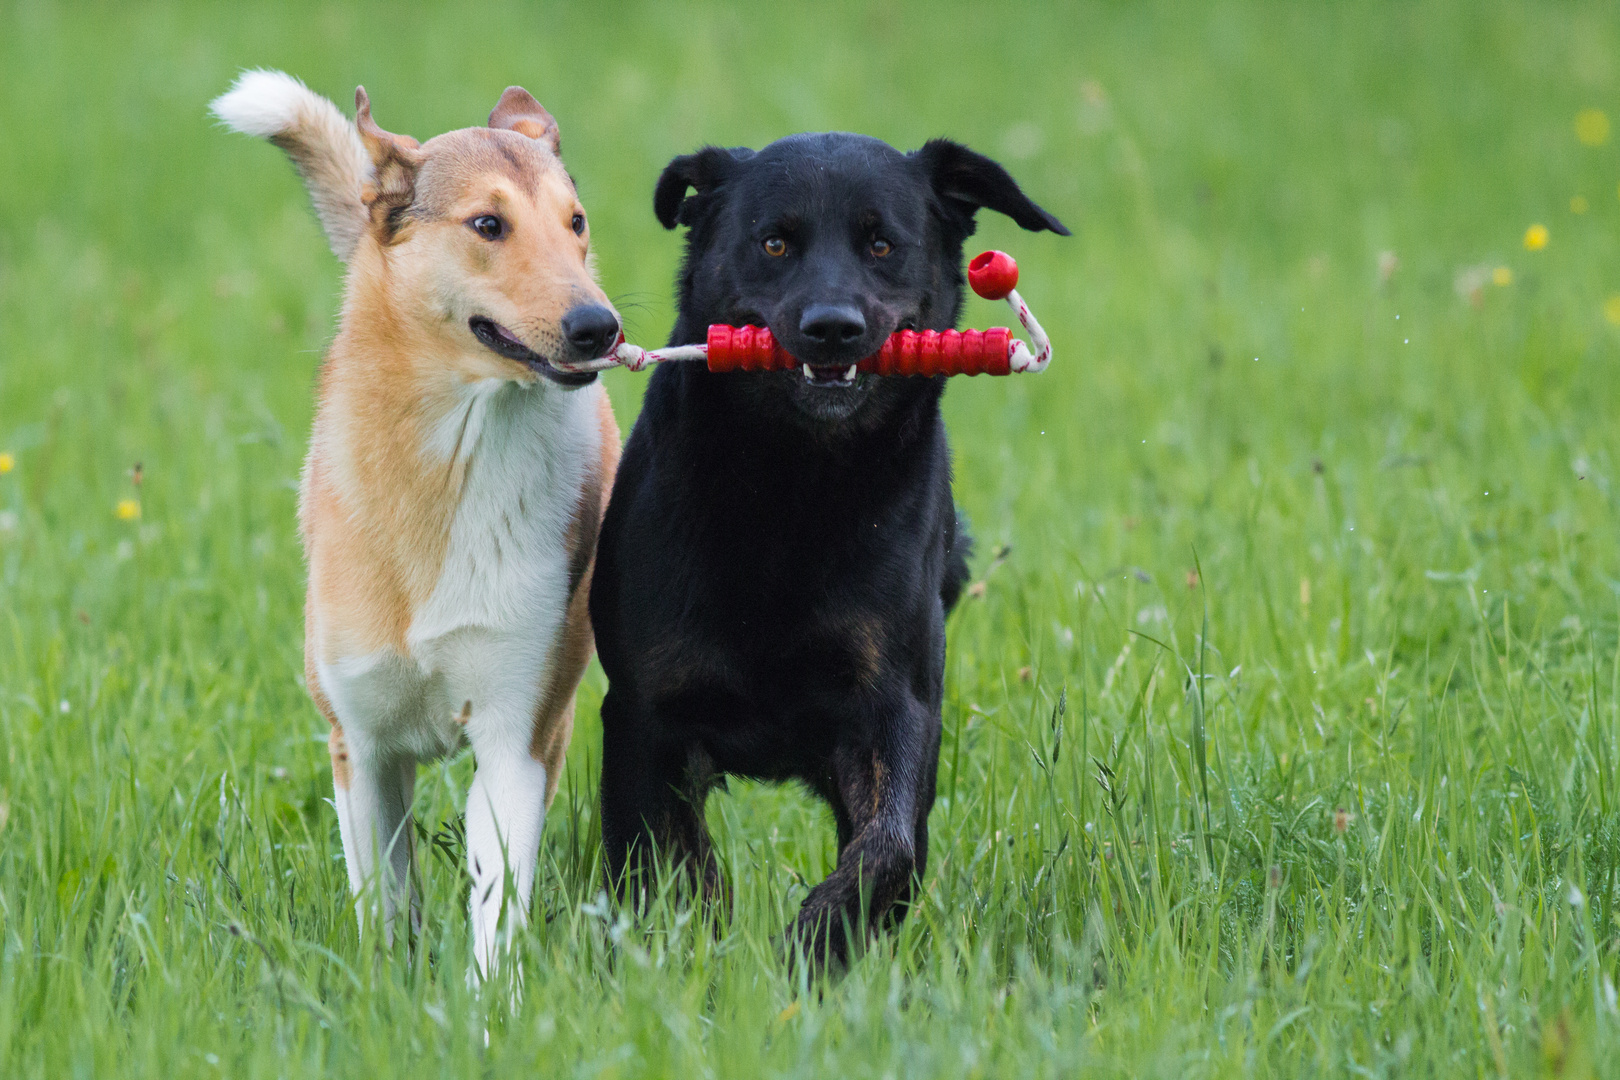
[
  {"x1": 464, "y1": 721, "x2": 549, "y2": 980},
  {"x1": 331, "y1": 725, "x2": 417, "y2": 945}
]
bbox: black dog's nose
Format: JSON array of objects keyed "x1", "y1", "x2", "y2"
[
  {"x1": 799, "y1": 304, "x2": 866, "y2": 346},
  {"x1": 561, "y1": 304, "x2": 621, "y2": 358}
]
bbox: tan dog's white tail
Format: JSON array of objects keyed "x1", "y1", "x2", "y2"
[{"x1": 211, "y1": 70, "x2": 371, "y2": 261}]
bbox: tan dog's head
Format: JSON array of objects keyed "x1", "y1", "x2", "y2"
[{"x1": 353, "y1": 86, "x2": 618, "y2": 388}]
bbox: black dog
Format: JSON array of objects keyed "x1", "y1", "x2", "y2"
[{"x1": 590, "y1": 132, "x2": 1067, "y2": 964}]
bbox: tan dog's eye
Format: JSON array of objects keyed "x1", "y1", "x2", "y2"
[
  {"x1": 470, "y1": 214, "x2": 505, "y2": 240},
  {"x1": 870, "y1": 238, "x2": 893, "y2": 258},
  {"x1": 763, "y1": 237, "x2": 786, "y2": 257},
  {"x1": 572, "y1": 213, "x2": 585, "y2": 236}
]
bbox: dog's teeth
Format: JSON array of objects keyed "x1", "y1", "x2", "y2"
[
  {"x1": 803, "y1": 363, "x2": 813, "y2": 381},
  {"x1": 845, "y1": 365, "x2": 857, "y2": 381}
]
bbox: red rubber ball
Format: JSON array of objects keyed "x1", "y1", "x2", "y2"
[{"x1": 968, "y1": 250, "x2": 1019, "y2": 300}]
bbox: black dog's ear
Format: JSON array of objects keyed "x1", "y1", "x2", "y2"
[
  {"x1": 913, "y1": 139, "x2": 1070, "y2": 237},
  {"x1": 653, "y1": 146, "x2": 753, "y2": 229}
]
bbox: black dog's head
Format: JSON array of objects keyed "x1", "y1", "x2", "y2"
[{"x1": 655, "y1": 133, "x2": 1068, "y2": 429}]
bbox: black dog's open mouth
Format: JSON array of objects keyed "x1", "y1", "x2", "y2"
[
  {"x1": 800, "y1": 363, "x2": 860, "y2": 388},
  {"x1": 468, "y1": 317, "x2": 597, "y2": 387},
  {"x1": 793, "y1": 317, "x2": 921, "y2": 388}
]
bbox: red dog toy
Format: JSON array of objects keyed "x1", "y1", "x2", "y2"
[{"x1": 556, "y1": 251, "x2": 1053, "y2": 377}]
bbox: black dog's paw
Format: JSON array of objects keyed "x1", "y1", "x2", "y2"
[{"x1": 775, "y1": 919, "x2": 852, "y2": 985}]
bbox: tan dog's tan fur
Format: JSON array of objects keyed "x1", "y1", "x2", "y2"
[{"x1": 213, "y1": 71, "x2": 619, "y2": 977}]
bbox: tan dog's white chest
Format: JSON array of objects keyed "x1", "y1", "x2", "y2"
[{"x1": 316, "y1": 380, "x2": 598, "y2": 762}]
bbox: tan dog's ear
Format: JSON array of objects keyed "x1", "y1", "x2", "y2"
[
  {"x1": 488, "y1": 87, "x2": 560, "y2": 153},
  {"x1": 354, "y1": 86, "x2": 422, "y2": 234}
]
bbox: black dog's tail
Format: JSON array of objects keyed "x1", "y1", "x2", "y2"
[{"x1": 941, "y1": 505, "x2": 973, "y2": 614}]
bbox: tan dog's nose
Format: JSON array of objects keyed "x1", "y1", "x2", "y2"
[{"x1": 561, "y1": 304, "x2": 620, "y2": 359}]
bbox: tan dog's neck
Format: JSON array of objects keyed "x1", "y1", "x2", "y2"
[
  {"x1": 335, "y1": 240, "x2": 470, "y2": 384},
  {"x1": 311, "y1": 259, "x2": 548, "y2": 582}
]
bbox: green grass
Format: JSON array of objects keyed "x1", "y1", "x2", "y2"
[{"x1": 5, "y1": 0, "x2": 1620, "y2": 1074}]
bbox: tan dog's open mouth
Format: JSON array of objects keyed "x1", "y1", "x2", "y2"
[{"x1": 469, "y1": 316, "x2": 598, "y2": 387}]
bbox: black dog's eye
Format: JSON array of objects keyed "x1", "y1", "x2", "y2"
[
  {"x1": 763, "y1": 236, "x2": 787, "y2": 257},
  {"x1": 572, "y1": 213, "x2": 586, "y2": 236},
  {"x1": 870, "y1": 238, "x2": 893, "y2": 258},
  {"x1": 470, "y1": 214, "x2": 505, "y2": 240}
]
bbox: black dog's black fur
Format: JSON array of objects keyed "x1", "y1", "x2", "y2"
[{"x1": 590, "y1": 132, "x2": 1067, "y2": 965}]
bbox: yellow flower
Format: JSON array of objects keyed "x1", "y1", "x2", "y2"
[
  {"x1": 0, "y1": 453, "x2": 12, "y2": 474},
  {"x1": 115, "y1": 499, "x2": 140, "y2": 521},
  {"x1": 1605, "y1": 295, "x2": 1620, "y2": 327},
  {"x1": 1572, "y1": 195, "x2": 1590, "y2": 214},
  {"x1": 1524, "y1": 224, "x2": 1549, "y2": 251},
  {"x1": 1492, "y1": 266, "x2": 1513, "y2": 287},
  {"x1": 1576, "y1": 108, "x2": 1610, "y2": 147}
]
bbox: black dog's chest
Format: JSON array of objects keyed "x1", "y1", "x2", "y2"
[
  {"x1": 621, "y1": 461, "x2": 946, "y2": 774},
  {"x1": 668, "y1": 502, "x2": 941, "y2": 688}
]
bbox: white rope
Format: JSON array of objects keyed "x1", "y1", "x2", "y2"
[
  {"x1": 614, "y1": 341, "x2": 708, "y2": 372},
  {"x1": 1004, "y1": 289, "x2": 1052, "y2": 374},
  {"x1": 551, "y1": 341, "x2": 707, "y2": 374}
]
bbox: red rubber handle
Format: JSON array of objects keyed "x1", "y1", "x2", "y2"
[{"x1": 706, "y1": 325, "x2": 1012, "y2": 376}]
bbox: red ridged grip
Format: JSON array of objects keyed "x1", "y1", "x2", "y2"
[
  {"x1": 705, "y1": 324, "x2": 1012, "y2": 377},
  {"x1": 867, "y1": 328, "x2": 1012, "y2": 376},
  {"x1": 705, "y1": 324, "x2": 795, "y2": 372}
]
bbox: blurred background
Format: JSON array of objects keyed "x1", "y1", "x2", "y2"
[{"x1": 5, "y1": 1, "x2": 1620, "y2": 1075}]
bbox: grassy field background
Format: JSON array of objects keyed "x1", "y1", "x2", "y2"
[{"x1": 5, "y1": 0, "x2": 1620, "y2": 1075}]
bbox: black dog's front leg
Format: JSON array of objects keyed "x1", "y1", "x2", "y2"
[
  {"x1": 599, "y1": 690, "x2": 725, "y2": 909},
  {"x1": 792, "y1": 696, "x2": 940, "y2": 967}
]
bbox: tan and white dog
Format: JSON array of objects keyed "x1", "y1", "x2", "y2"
[{"x1": 211, "y1": 71, "x2": 620, "y2": 976}]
